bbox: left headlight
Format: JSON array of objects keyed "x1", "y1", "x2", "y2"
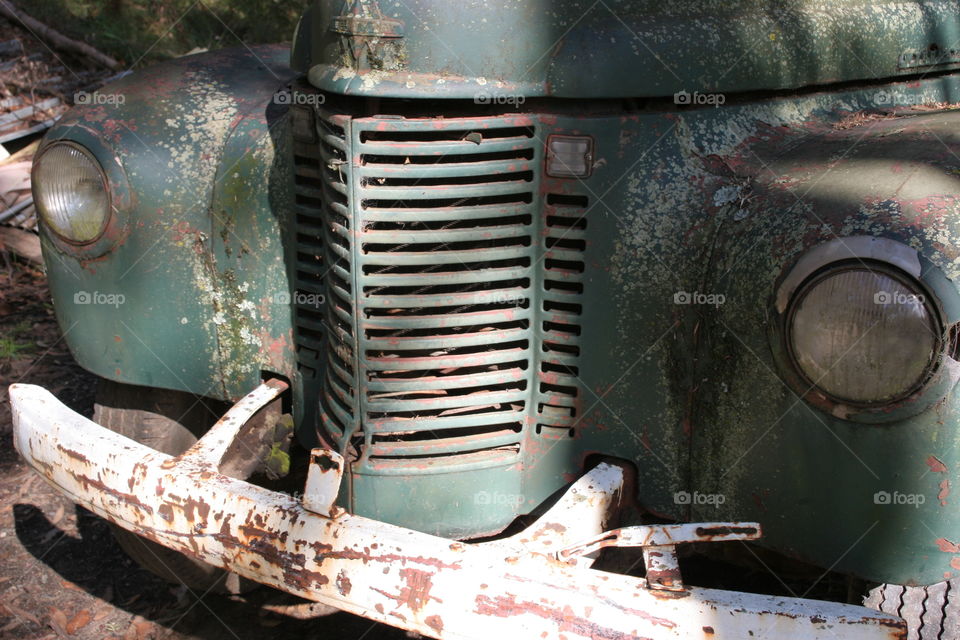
[
  {"x1": 787, "y1": 265, "x2": 941, "y2": 406},
  {"x1": 33, "y1": 142, "x2": 111, "y2": 244}
]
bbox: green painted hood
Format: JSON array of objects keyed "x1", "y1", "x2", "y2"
[{"x1": 293, "y1": 0, "x2": 960, "y2": 99}]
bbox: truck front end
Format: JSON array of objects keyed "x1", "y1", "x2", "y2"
[{"x1": 17, "y1": 0, "x2": 960, "y2": 637}]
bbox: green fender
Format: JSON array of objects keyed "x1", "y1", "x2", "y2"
[{"x1": 40, "y1": 46, "x2": 300, "y2": 406}]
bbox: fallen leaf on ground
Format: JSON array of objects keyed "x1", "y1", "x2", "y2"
[
  {"x1": 66, "y1": 610, "x2": 90, "y2": 634},
  {"x1": 47, "y1": 606, "x2": 68, "y2": 635}
]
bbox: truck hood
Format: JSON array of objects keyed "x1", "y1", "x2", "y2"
[{"x1": 292, "y1": 0, "x2": 960, "y2": 100}]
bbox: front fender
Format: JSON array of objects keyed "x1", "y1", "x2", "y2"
[
  {"x1": 699, "y1": 107, "x2": 960, "y2": 585},
  {"x1": 40, "y1": 45, "x2": 299, "y2": 403}
]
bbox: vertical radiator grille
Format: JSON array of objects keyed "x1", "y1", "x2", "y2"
[
  {"x1": 356, "y1": 116, "x2": 539, "y2": 466},
  {"x1": 315, "y1": 113, "x2": 359, "y2": 442},
  {"x1": 537, "y1": 193, "x2": 588, "y2": 438},
  {"x1": 290, "y1": 119, "x2": 326, "y2": 381},
  {"x1": 292, "y1": 110, "x2": 589, "y2": 470}
]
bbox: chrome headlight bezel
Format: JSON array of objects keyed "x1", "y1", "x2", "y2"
[{"x1": 32, "y1": 141, "x2": 112, "y2": 245}]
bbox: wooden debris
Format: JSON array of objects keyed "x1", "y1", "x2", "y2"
[
  {"x1": 0, "y1": 1, "x2": 122, "y2": 70},
  {"x1": 0, "y1": 226, "x2": 42, "y2": 264}
]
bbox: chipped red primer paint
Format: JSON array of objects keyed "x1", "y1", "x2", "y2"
[
  {"x1": 424, "y1": 614, "x2": 443, "y2": 634},
  {"x1": 927, "y1": 455, "x2": 947, "y2": 473},
  {"x1": 475, "y1": 594, "x2": 656, "y2": 640},
  {"x1": 311, "y1": 543, "x2": 462, "y2": 571},
  {"x1": 336, "y1": 569, "x2": 353, "y2": 596},
  {"x1": 935, "y1": 538, "x2": 959, "y2": 553},
  {"x1": 373, "y1": 568, "x2": 439, "y2": 613},
  {"x1": 927, "y1": 456, "x2": 951, "y2": 507}
]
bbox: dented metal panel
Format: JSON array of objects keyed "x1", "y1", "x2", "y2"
[{"x1": 9, "y1": 382, "x2": 906, "y2": 640}]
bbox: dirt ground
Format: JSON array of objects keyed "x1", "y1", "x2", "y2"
[{"x1": 0, "y1": 258, "x2": 409, "y2": 640}]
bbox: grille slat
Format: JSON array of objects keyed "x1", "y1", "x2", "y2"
[
  {"x1": 363, "y1": 290, "x2": 530, "y2": 308},
  {"x1": 360, "y1": 181, "x2": 533, "y2": 201},
  {"x1": 365, "y1": 348, "x2": 529, "y2": 371},
  {"x1": 362, "y1": 202, "x2": 532, "y2": 222},
  {"x1": 365, "y1": 327, "x2": 528, "y2": 351},
  {"x1": 359, "y1": 137, "x2": 534, "y2": 156},
  {"x1": 362, "y1": 266, "x2": 530, "y2": 287},
  {"x1": 361, "y1": 224, "x2": 531, "y2": 244},
  {"x1": 370, "y1": 410, "x2": 529, "y2": 434},
  {"x1": 368, "y1": 429, "x2": 521, "y2": 458},
  {"x1": 366, "y1": 369, "x2": 527, "y2": 392},
  {"x1": 360, "y1": 159, "x2": 534, "y2": 178},
  {"x1": 362, "y1": 246, "x2": 532, "y2": 266},
  {"x1": 365, "y1": 308, "x2": 533, "y2": 329},
  {"x1": 368, "y1": 389, "x2": 528, "y2": 412}
]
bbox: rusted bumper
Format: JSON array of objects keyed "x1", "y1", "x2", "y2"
[{"x1": 9, "y1": 382, "x2": 905, "y2": 640}]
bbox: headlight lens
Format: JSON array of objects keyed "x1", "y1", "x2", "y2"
[
  {"x1": 33, "y1": 143, "x2": 110, "y2": 243},
  {"x1": 788, "y1": 267, "x2": 939, "y2": 405}
]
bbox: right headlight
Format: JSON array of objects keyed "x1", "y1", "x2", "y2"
[
  {"x1": 787, "y1": 265, "x2": 940, "y2": 406},
  {"x1": 32, "y1": 142, "x2": 111, "y2": 244}
]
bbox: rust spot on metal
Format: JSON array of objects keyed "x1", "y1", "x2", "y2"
[
  {"x1": 158, "y1": 503, "x2": 174, "y2": 522},
  {"x1": 373, "y1": 567, "x2": 438, "y2": 613},
  {"x1": 181, "y1": 497, "x2": 211, "y2": 523},
  {"x1": 311, "y1": 543, "x2": 462, "y2": 571},
  {"x1": 312, "y1": 452, "x2": 341, "y2": 472},
  {"x1": 75, "y1": 471, "x2": 153, "y2": 516},
  {"x1": 336, "y1": 569, "x2": 352, "y2": 596},
  {"x1": 476, "y1": 594, "x2": 658, "y2": 639},
  {"x1": 424, "y1": 615, "x2": 443, "y2": 634},
  {"x1": 60, "y1": 447, "x2": 89, "y2": 464}
]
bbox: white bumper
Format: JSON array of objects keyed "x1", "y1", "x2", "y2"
[{"x1": 9, "y1": 382, "x2": 906, "y2": 640}]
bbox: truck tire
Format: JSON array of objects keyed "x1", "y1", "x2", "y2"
[
  {"x1": 865, "y1": 580, "x2": 959, "y2": 639},
  {"x1": 93, "y1": 379, "x2": 252, "y2": 595}
]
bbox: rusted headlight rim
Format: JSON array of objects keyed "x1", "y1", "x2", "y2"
[
  {"x1": 32, "y1": 140, "x2": 112, "y2": 246},
  {"x1": 784, "y1": 261, "x2": 943, "y2": 410},
  {"x1": 770, "y1": 236, "x2": 959, "y2": 424},
  {"x1": 32, "y1": 129, "x2": 133, "y2": 259}
]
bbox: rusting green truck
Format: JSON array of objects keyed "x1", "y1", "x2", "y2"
[{"x1": 15, "y1": 0, "x2": 960, "y2": 637}]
